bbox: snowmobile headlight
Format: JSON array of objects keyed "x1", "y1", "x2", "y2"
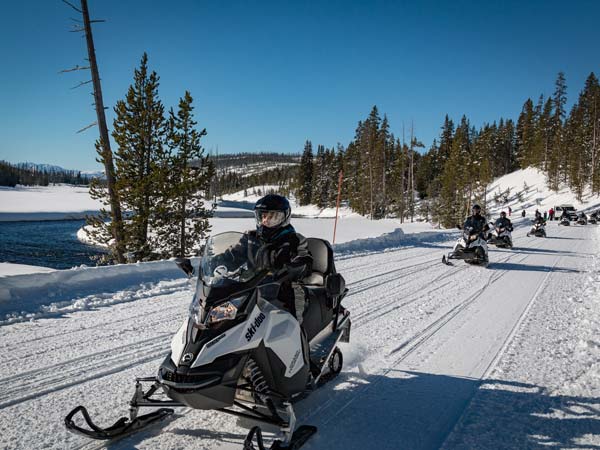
[
  {"x1": 469, "y1": 234, "x2": 478, "y2": 242},
  {"x1": 207, "y1": 295, "x2": 246, "y2": 325}
]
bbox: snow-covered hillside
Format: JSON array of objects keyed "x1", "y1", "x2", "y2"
[
  {"x1": 1, "y1": 217, "x2": 599, "y2": 449},
  {"x1": 485, "y1": 167, "x2": 600, "y2": 216}
]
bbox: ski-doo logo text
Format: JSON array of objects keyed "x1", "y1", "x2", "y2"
[
  {"x1": 245, "y1": 313, "x2": 266, "y2": 342},
  {"x1": 288, "y1": 349, "x2": 301, "y2": 374}
]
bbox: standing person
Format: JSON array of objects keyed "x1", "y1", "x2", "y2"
[
  {"x1": 543, "y1": 211, "x2": 548, "y2": 220},
  {"x1": 549, "y1": 207, "x2": 555, "y2": 220},
  {"x1": 521, "y1": 210, "x2": 526, "y2": 218},
  {"x1": 508, "y1": 206, "x2": 512, "y2": 216}
]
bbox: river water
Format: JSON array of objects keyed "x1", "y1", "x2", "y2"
[{"x1": 0, "y1": 220, "x2": 105, "y2": 269}]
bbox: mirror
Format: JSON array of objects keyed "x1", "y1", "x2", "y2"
[{"x1": 174, "y1": 257, "x2": 195, "y2": 277}]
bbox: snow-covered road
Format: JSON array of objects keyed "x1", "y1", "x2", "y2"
[{"x1": 0, "y1": 222, "x2": 598, "y2": 450}]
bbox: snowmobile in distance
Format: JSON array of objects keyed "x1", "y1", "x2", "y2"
[
  {"x1": 559, "y1": 216, "x2": 570, "y2": 226},
  {"x1": 442, "y1": 225, "x2": 489, "y2": 266},
  {"x1": 589, "y1": 212, "x2": 598, "y2": 224},
  {"x1": 488, "y1": 222, "x2": 513, "y2": 248},
  {"x1": 576, "y1": 213, "x2": 588, "y2": 225},
  {"x1": 527, "y1": 221, "x2": 547, "y2": 237},
  {"x1": 65, "y1": 231, "x2": 351, "y2": 450}
]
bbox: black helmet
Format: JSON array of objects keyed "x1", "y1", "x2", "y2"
[
  {"x1": 500, "y1": 211, "x2": 507, "y2": 217},
  {"x1": 472, "y1": 204, "x2": 482, "y2": 214},
  {"x1": 254, "y1": 194, "x2": 291, "y2": 240}
]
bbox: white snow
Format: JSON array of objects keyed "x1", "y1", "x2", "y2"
[
  {"x1": 1, "y1": 219, "x2": 599, "y2": 449},
  {"x1": 0, "y1": 262, "x2": 55, "y2": 277},
  {"x1": 485, "y1": 167, "x2": 600, "y2": 216},
  {"x1": 0, "y1": 184, "x2": 103, "y2": 221}
]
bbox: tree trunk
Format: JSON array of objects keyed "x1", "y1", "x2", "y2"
[{"x1": 81, "y1": 0, "x2": 125, "y2": 263}]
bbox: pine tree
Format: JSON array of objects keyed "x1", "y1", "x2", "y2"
[
  {"x1": 516, "y1": 99, "x2": 536, "y2": 167},
  {"x1": 112, "y1": 53, "x2": 167, "y2": 260},
  {"x1": 547, "y1": 72, "x2": 567, "y2": 190},
  {"x1": 153, "y1": 91, "x2": 215, "y2": 257},
  {"x1": 297, "y1": 140, "x2": 314, "y2": 205}
]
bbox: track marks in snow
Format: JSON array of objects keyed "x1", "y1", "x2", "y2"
[{"x1": 0, "y1": 333, "x2": 172, "y2": 409}]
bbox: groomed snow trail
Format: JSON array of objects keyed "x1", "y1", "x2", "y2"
[{"x1": 0, "y1": 222, "x2": 595, "y2": 450}]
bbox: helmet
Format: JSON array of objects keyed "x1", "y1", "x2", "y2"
[
  {"x1": 472, "y1": 204, "x2": 481, "y2": 214},
  {"x1": 500, "y1": 211, "x2": 507, "y2": 217},
  {"x1": 254, "y1": 194, "x2": 291, "y2": 240}
]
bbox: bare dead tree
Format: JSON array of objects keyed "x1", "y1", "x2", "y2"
[{"x1": 62, "y1": 0, "x2": 125, "y2": 263}]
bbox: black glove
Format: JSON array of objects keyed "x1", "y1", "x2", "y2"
[
  {"x1": 255, "y1": 244, "x2": 274, "y2": 271},
  {"x1": 271, "y1": 243, "x2": 292, "y2": 270}
]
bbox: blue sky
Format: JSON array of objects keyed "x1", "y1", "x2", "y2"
[{"x1": 1, "y1": 0, "x2": 599, "y2": 171}]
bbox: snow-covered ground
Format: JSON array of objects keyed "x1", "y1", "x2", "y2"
[
  {"x1": 485, "y1": 167, "x2": 600, "y2": 216},
  {"x1": 0, "y1": 185, "x2": 102, "y2": 221},
  {"x1": 0, "y1": 262, "x2": 55, "y2": 277},
  {"x1": 1, "y1": 217, "x2": 599, "y2": 449}
]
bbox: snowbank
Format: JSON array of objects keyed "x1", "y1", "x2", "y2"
[
  {"x1": 0, "y1": 263, "x2": 56, "y2": 277},
  {"x1": 0, "y1": 258, "x2": 198, "y2": 324}
]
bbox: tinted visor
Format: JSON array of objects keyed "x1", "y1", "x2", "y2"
[{"x1": 255, "y1": 210, "x2": 286, "y2": 228}]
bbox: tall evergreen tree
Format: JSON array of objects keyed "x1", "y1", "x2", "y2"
[
  {"x1": 112, "y1": 53, "x2": 167, "y2": 260},
  {"x1": 547, "y1": 72, "x2": 567, "y2": 189},
  {"x1": 297, "y1": 140, "x2": 314, "y2": 205},
  {"x1": 154, "y1": 91, "x2": 215, "y2": 257},
  {"x1": 516, "y1": 99, "x2": 536, "y2": 167}
]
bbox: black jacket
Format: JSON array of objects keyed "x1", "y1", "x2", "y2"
[
  {"x1": 463, "y1": 214, "x2": 489, "y2": 235},
  {"x1": 494, "y1": 217, "x2": 513, "y2": 231},
  {"x1": 533, "y1": 216, "x2": 546, "y2": 225},
  {"x1": 224, "y1": 225, "x2": 313, "y2": 310},
  {"x1": 225, "y1": 225, "x2": 312, "y2": 277}
]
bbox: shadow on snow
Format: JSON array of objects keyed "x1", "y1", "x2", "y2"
[{"x1": 106, "y1": 370, "x2": 600, "y2": 450}]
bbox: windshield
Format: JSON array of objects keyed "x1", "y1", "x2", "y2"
[{"x1": 200, "y1": 231, "x2": 263, "y2": 287}]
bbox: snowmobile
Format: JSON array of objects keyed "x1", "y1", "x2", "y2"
[
  {"x1": 576, "y1": 215, "x2": 588, "y2": 225},
  {"x1": 65, "y1": 231, "x2": 351, "y2": 450},
  {"x1": 487, "y1": 222, "x2": 513, "y2": 248},
  {"x1": 559, "y1": 216, "x2": 570, "y2": 226},
  {"x1": 442, "y1": 226, "x2": 489, "y2": 266},
  {"x1": 527, "y1": 221, "x2": 547, "y2": 237},
  {"x1": 590, "y1": 213, "x2": 598, "y2": 225}
]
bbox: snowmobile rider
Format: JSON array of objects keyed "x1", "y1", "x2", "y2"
[
  {"x1": 220, "y1": 194, "x2": 312, "y2": 324},
  {"x1": 463, "y1": 204, "x2": 490, "y2": 238},
  {"x1": 253, "y1": 195, "x2": 312, "y2": 324},
  {"x1": 494, "y1": 211, "x2": 513, "y2": 232},
  {"x1": 533, "y1": 211, "x2": 546, "y2": 225}
]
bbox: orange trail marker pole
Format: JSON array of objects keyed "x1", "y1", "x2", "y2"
[{"x1": 333, "y1": 170, "x2": 343, "y2": 244}]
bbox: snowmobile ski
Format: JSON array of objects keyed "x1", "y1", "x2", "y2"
[
  {"x1": 64, "y1": 405, "x2": 174, "y2": 440},
  {"x1": 243, "y1": 425, "x2": 318, "y2": 450}
]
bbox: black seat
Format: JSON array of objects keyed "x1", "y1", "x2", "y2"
[
  {"x1": 302, "y1": 238, "x2": 335, "y2": 286},
  {"x1": 301, "y1": 238, "x2": 337, "y2": 341}
]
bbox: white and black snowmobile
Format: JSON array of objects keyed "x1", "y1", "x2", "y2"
[
  {"x1": 65, "y1": 231, "x2": 351, "y2": 450},
  {"x1": 527, "y1": 221, "x2": 547, "y2": 237},
  {"x1": 488, "y1": 222, "x2": 513, "y2": 248},
  {"x1": 576, "y1": 214, "x2": 588, "y2": 225},
  {"x1": 559, "y1": 216, "x2": 570, "y2": 226},
  {"x1": 442, "y1": 226, "x2": 489, "y2": 266},
  {"x1": 589, "y1": 212, "x2": 598, "y2": 224}
]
